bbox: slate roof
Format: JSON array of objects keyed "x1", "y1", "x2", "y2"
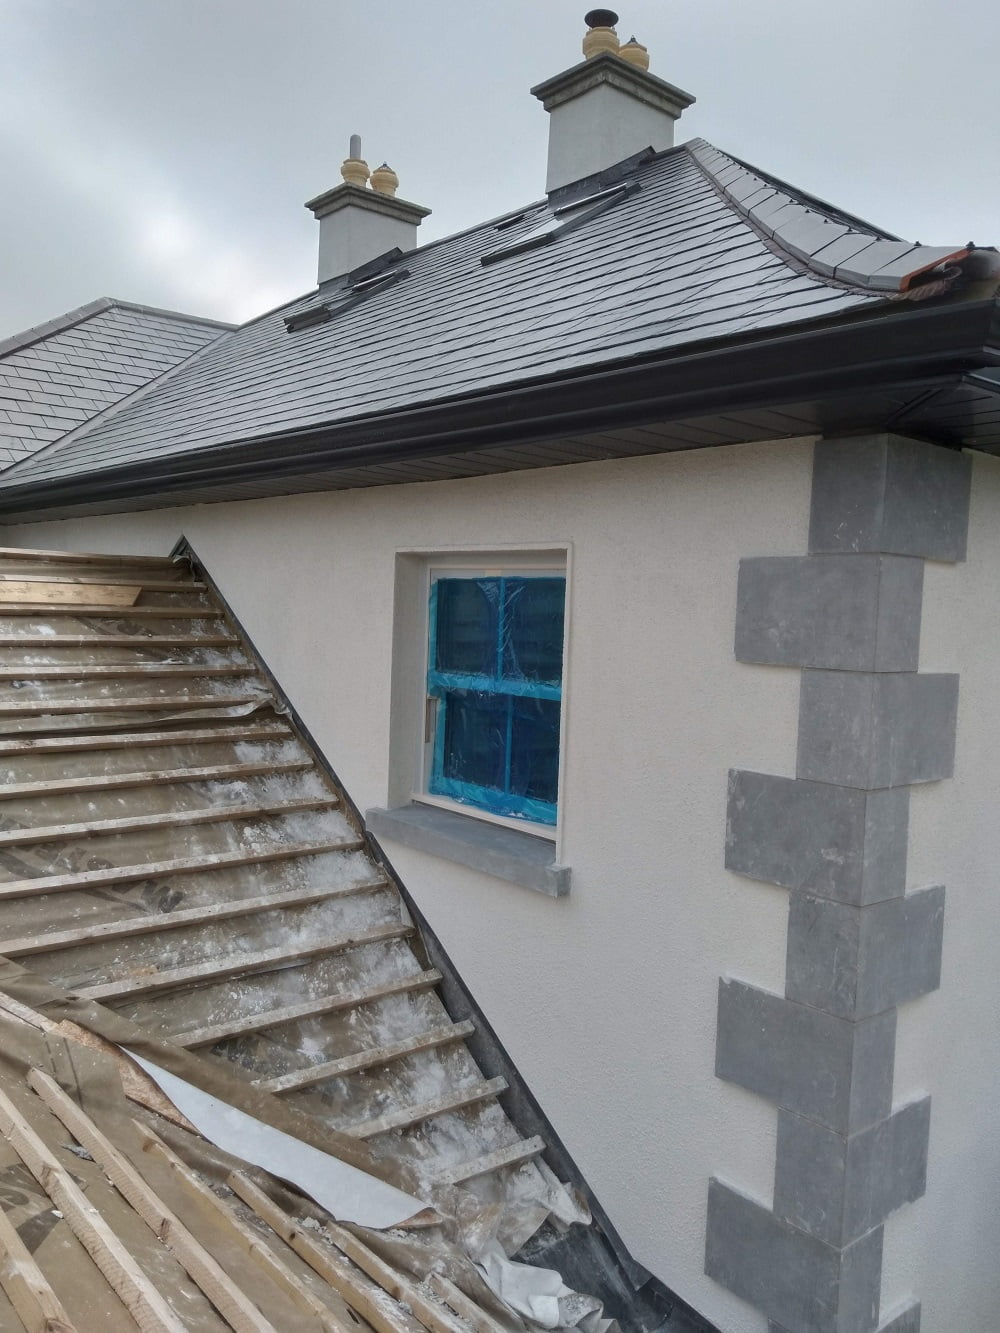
[
  {"x1": 0, "y1": 139, "x2": 996, "y2": 506},
  {"x1": 0, "y1": 299, "x2": 230, "y2": 471}
]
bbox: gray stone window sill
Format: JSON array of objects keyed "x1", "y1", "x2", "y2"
[{"x1": 365, "y1": 803, "x2": 570, "y2": 898}]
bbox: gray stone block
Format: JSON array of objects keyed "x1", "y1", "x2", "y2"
[
  {"x1": 785, "y1": 886, "x2": 945, "y2": 1020},
  {"x1": 735, "y1": 555, "x2": 923, "y2": 671},
  {"x1": 876, "y1": 1305, "x2": 921, "y2": 1333},
  {"x1": 797, "y1": 672, "x2": 958, "y2": 789},
  {"x1": 809, "y1": 435, "x2": 971, "y2": 562},
  {"x1": 365, "y1": 803, "x2": 569, "y2": 897},
  {"x1": 770, "y1": 1311, "x2": 919, "y2": 1333},
  {"x1": 726, "y1": 771, "x2": 909, "y2": 904},
  {"x1": 706, "y1": 1179, "x2": 883, "y2": 1333},
  {"x1": 774, "y1": 1099, "x2": 931, "y2": 1246},
  {"x1": 715, "y1": 979, "x2": 895, "y2": 1134}
]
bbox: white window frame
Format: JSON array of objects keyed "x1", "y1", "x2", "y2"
[{"x1": 387, "y1": 545, "x2": 571, "y2": 849}]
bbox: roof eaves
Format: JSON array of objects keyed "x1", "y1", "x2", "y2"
[{"x1": 1, "y1": 295, "x2": 996, "y2": 518}]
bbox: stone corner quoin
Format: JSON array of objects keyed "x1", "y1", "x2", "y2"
[{"x1": 707, "y1": 432, "x2": 968, "y2": 1333}]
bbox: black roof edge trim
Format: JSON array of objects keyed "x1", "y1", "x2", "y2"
[{"x1": 3, "y1": 299, "x2": 997, "y2": 516}]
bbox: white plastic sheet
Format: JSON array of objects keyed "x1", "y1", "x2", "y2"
[{"x1": 127, "y1": 1049, "x2": 427, "y2": 1228}]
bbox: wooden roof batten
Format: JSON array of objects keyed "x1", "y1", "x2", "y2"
[{"x1": 0, "y1": 542, "x2": 684, "y2": 1332}]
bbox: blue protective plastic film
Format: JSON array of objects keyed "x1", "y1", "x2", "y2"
[{"x1": 427, "y1": 576, "x2": 564, "y2": 825}]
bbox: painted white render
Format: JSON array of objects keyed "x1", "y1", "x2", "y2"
[
  {"x1": 2, "y1": 437, "x2": 815, "y2": 1332},
  {"x1": 878, "y1": 450, "x2": 1000, "y2": 1332},
  {"x1": 541, "y1": 81, "x2": 678, "y2": 192},
  {"x1": 316, "y1": 203, "x2": 421, "y2": 285}
]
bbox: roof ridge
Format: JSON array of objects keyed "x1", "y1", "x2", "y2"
[
  {"x1": 687, "y1": 140, "x2": 995, "y2": 297},
  {"x1": 101, "y1": 298, "x2": 235, "y2": 331},
  {"x1": 0, "y1": 297, "x2": 115, "y2": 360},
  {"x1": 0, "y1": 297, "x2": 233, "y2": 363}
]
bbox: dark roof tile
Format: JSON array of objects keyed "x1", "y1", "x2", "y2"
[
  {"x1": 0, "y1": 301, "x2": 229, "y2": 474},
  {"x1": 2, "y1": 139, "x2": 991, "y2": 497}
]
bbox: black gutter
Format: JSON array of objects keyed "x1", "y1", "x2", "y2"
[{"x1": 1, "y1": 297, "x2": 998, "y2": 515}]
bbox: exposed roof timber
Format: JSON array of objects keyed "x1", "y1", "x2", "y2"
[{"x1": 0, "y1": 297, "x2": 996, "y2": 520}]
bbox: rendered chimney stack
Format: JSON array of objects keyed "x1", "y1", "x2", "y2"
[
  {"x1": 531, "y1": 10, "x2": 695, "y2": 193},
  {"x1": 304, "y1": 135, "x2": 430, "y2": 285}
]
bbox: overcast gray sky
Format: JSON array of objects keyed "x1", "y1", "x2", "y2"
[{"x1": 2, "y1": 0, "x2": 998, "y2": 339}]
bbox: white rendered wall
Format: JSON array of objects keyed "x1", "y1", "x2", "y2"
[
  {"x1": 4, "y1": 439, "x2": 816, "y2": 1333},
  {"x1": 545, "y1": 84, "x2": 676, "y2": 191},
  {"x1": 318, "y1": 208, "x2": 418, "y2": 283},
  {"x1": 878, "y1": 450, "x2": 1000, "y2": 1330}
]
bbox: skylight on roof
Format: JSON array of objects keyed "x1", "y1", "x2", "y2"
[
  {"x1": 285, "y1": 268, "x2": 411, "y2": 333},
  {"x1": 480, "y1": 181, "x2": 639, "y2": 266}
]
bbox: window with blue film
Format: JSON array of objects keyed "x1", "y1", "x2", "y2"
[{"x1": 427, "y1": 575, "x2": 565, "y2": 825}]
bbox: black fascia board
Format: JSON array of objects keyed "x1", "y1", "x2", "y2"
[{"x1": 1, "y1": 297, "x2": 998, "y2": 516}]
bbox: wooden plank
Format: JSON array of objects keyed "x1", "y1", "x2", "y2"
[
  {"x1": 0, "y1": 575, "x2": 200, "y2": 592},
  {"x1": 346, "y1": 1078, "x2": 508, "y2": 1141},
  {"x1": 0, "y1": 582, "x2": 140, "y2": 607},
  {"x1": 0, "y1": 605, "x2": 220, "y2": 618},
  {"x1": 28, "y1": 1070, "x2": 278, "y2": 1333},
  {"x1": 428, "y1": 1273, "x2": 509, "y2": 1333},
  {"x1": 0, "y1": 692, "x2": 263, "y2": 717},
  {"x1": 174, "y1": 969, "x2": 443, "y2": 1048},
  {"x1": 0, "y1": 991, "x2": 55, "y2": 1032},
  {"x1": 433, "y1": 1136, "x2": 546, "y2": 1187},
  {"x1": 0, "y1": 1193, "x2": 79, "y2": 1332},
  {"x1": 321, "y1": 1221, "x2": 466, "y2": 1333},
  {"x1": 0, "y1": 757, "x2": 309, "y2": 800},
  {"x1": 0, "y1": 546, "x2": 178, "y2": 568},
  {"x1": 0, "y1": 664, "x2": 251, "y2": 679},
  {"x1": 0, "y1": 1083, "x2": 187, "y2": 1332},
  {"x1": 257, "y1": 1021, "x2": 476, "y2": 1094},
  {"x1": 0, "y1": 794, "x2": 338, "y2": 849},
  {"x1": 228, "y1": 1172, "x2": 425, "y2": 1333},
  {"x1": 0, "y1": 635, "x2": 237, "y2": 648},
  {"x1": 0, "y1": 878, "x2": 386, "y2": 958},
  {"x1": 0, "y1": 837, "x2": 363, "y2": 902},
  {"x1": 73, "y1": 921, "x2": 414, "y2": 1001},
  {"x1": 132, "y1": 1122, "x2": 346, "y2": 1332},
  {"x1": 0, "y1": 722, "x2": 290, "y2": 757}
]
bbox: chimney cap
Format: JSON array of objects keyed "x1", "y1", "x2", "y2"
[{"x1": 585, "y1": 8, "x2": 619, "y2": 25}]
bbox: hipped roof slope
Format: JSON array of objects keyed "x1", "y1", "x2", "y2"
[
  {"x1": 0, "y1": 299, "x2": 231, "y2": 472},
  {"x1": 1, "y1": 139, "x2": 997, "y2": 514}
]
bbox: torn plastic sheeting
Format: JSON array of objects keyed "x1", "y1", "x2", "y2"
[
  {"x1": 125, "y1": 1048, "x2": 428, "y2": 1229},
  {"x1": 476, "y1": 1241, "x2": 604, "y2": 1332}
]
